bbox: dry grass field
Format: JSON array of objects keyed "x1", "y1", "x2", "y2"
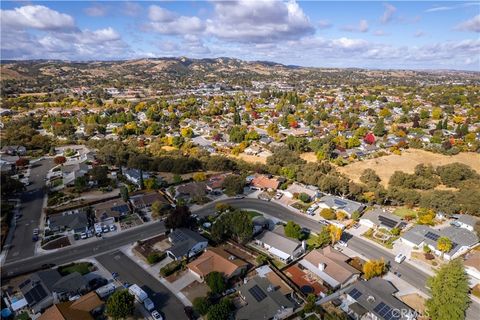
[{"x1": 337, "y1": 149, "x2": 480, "y2": 187}]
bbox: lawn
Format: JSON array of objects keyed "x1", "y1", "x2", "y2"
[
  {"x1": 246, "y1": 211, "x2": 261, "y2": 220},
  {"x1": 392, "y1": 207, "x2": 417, "y2": 218},
  {"x1": 15, "y1": 312, "x2": 31, "y2": 320},
  {"x1": 58, "y1": 262, "x2": 93, "y2": 276}
]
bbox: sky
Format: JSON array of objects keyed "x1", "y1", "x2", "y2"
[{"x1": 1, "y1": 1, "x2": 479, "y2": 70}]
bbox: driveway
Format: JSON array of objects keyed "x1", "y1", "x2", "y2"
[
  {"x1": 95, "y1": 250, "x2": 186, "y2": 320},
  {"x1": 6, "y1": 158, "x2": 54, "y2": 262},
  {"x1": 170, "y1": 270, "x2": 199, "y2": 291}
]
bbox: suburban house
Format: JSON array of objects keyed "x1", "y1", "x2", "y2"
[
  {"x1": 451, "y1": 214, "x2": 478, "y2": 232},
  {"x1": 92, "y1": 199, "x2": 130, "y2": 222},
  {"x1": 317, "y1": 195, "x2": 365, "y2": 217},
  {"x1": 464, "y1": 251, "x2": 480, "y2": 281},
  {"x1": 205, "y1": 173, "x2": 229, "y2": 193},
  {"x1": 250, "y1": 174, "x2": 281, "y2": 190},
  {"x1": 299, "y1": 246, "x2": 360, "y2": 289},
  {"x1": 255, "y1": 227, "x2": 306, "y2": 262},
  {"x1": 400, "y1": 225, "x2": 478, "y2": 260},
  {"x1": 236, "y1": 274, "x2": 295, "y2": 320},
  {"x1": 61, "y1": 162, "x2": 90, "y2": 187},
  {"x1": 360, "y1": 208, "x2": 406, "y2": 231},
  {"x1": 19, "y1": 270, "x2": 89, "y2": 314},
  {"x1": 343, "y1": 278, "x2": 416, "y2": 320},
  {"x1": 129, "y1": 191, "x2": 171, "y2": 212},
  {"x1": 283, "y1": 183, "x2": 319, "y2": 200},
  {"x1": 176, "y1": 182, "x2": 207, "y2": 201},
  {"x1": 122, "y1": 168, "x2": 151, "y2": 187},
  {"x1": 47, "y1": 211, "x2": 90, "y2": 234},
  {"x1": 0, "y1": 145, "x2": 27, "y2": 156},
  {"x1": 38, "y1": 291, "x2": 104, "y2": 320},
  {"x1": 166, "y1": 228, "x2": 208, "y2": 261},
  {"x1": 187, "y1": 247, "x2": 248, "y2": 280}
]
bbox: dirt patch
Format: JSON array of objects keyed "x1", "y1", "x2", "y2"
[
  {"x1": 234, "y1": 153, "x2": 268, "y2": 164},
  {"x1": 399, "y1": 293, "x2": 427, "y2": 316},
  {"x1": 42, "y1": 236, "x2": 71, "y2": 250},
  {"x1": 337, "y1": 149, "x2": 480, "y2": 187},
  {"x1": 181, "y1": 280, "x2": 209, "y2": 302},
  {"x1": 300, "y1": 152, "x2": 318, "y2": 163}
]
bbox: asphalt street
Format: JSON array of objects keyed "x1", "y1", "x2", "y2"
[
  {"x1": 95, "y1": 251, "x2": 186, "y2": 320},
  {"x1": 1, "y1": 220, "x2": 166, "y2": 278},
  {"x1": 5, "y1": 158, "x2": 54, "y2": 262}
]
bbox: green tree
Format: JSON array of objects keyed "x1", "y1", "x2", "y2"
[
  {"x1": 207, "y1": 298, "x2": 233, "y2": 320},
  {"x1": 193, "y1": 296, "x2": 211, "y2": 316},
  {"x1": 221, "y1": 175, "x2": 245, "y2": 196},
  {"x1": 373, "y1": 117, "x2": 386, "y2": 137},
  {"x1": 206, "y1": 271, "x2": 226, "y2": 294},
  {"x1": 144, "y1": 177, "x2": 158, "y2": 190},
  {"x1": 426, "y1": 259, "x2": 470, "y2": 320},
  {"x1": 298, "y1": 192, "x2": 310, "y2": 203},
  {"x1": 304, "y1": 294, "x2": 317, "y2": 313},
  {"x1": 105, "y1": 290, "x2": 135, "y2": 320},
  {"x1": 120, "y1": 186, "x2": 129, "y2": 201},
  {"x1": 284, "y1": 221, "x2": 302, "y2": 239}
]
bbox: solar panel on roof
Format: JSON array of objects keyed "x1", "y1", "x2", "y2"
[
  {"x1": 425, "y1": 232, "x2": 440, "y2": 241},
  {"x1": 112, "y1": 205, "x2": 129, "y2": 213},
  {"x1": 334, "y1": 199, "x2": 347, "y2": 207},
  {"x1": 24, "y1": 285, "x2": 47, "y2": 305},
  {"x1": 378, "y1": 216, "x2": 398, "y2": 229},
  {"x1": 248, "y1": 285, "x2": 267, "y2": 302},
  {"x1": 348, "y1": 288, "x2": 363, "y2": 299},
  {"x1": 19, "y1": 279, "x2": 31, "y2": 289}
]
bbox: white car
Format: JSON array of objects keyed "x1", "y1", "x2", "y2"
[
  {"x1": 109, "y1": 224, "x2": 116, "y2": 232},
  {"x1": 395, "y1": 253, "x2": 406, "y2": 263},
  {"x1": 80, "y1": 232, "x2": 87, "y2": 239},
  {"x1": 151, "y1": 310, "x2": 163, "y2": 320},
  {"x1": 337, "y1": 240, "x2": 348, "y2": 247}
]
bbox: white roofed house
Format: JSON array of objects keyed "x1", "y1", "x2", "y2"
[
  {"x1": 255, "y1": 226, "x2": 306, "y2": 263},
  {"x1": 317, "y1": 195, "x2": 365, "y2": 218},
  {"x1": 360, "y1": 208, "x2": 407, "y2": 231},
  {"x1": 400, "y1": 225, "x2": 478, "y2": 260}
]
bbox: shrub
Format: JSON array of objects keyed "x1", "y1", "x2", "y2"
[
  {"x1": 336, "y1": 211, "x2": 347, "y2": 221},
  {"x1": 160, "y1": 260, "x2": 183, "y2": 277},
  {"x1": 147, "y1": 252, "x2": 166, "y2": 265},
  {"x1": 320, "y1": 208, "x2": 336, "y2": 220},
  {"x1": 193, "y1": 297, "x2": 211, "y2": 316}
]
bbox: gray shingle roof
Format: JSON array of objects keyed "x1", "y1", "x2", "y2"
[
  {"x1": 168, "y1": 229, "x2": 207, "y2": 258},
  {"x1": 319, "y1": 195, "x2": 365, "y2": 215},
  {"x1": 348, "y1": 278, "x2": 414, "y2": 320},
  {"x1": 237, "y1": 276, "x2": 294, "y2": 320},
  {"x1": 256, "y1": 229, "x2": 301, "y2": 256}
]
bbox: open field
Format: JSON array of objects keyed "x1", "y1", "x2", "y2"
[
  {"x1": 235, "y1": 152, "x2": 268, "y2": 164},
  {"x1": 337, "y1": 149, "x2": 480, "y2": 187}
]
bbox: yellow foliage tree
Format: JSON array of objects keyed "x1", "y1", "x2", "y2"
[
  {"x1": 437, "y1": 237, "x2": 452, "y2": 254},
  {"x1": 363, "y1": 259, "x2": 387, "y2": 280},
  {"x1": 193, "y1": 172, "x2": 207, "y2": 182},
  {"x1": 328, "y1": 224, "x2": 342, "y2": 244}
]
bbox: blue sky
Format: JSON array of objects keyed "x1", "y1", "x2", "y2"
[{"x1": 1, "y1": 1, "x2": 479, "y2": 70}]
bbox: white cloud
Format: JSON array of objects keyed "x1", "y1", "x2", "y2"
[
  {"x1": 414, "y1": 30, "x2": 425, "y2": 37},
  {"x1": 380, "y1": 3, "x2": 397, "y2": 24},
  {"x1": 318, "y1": 19, "x2": 332, "y2": 29},
  {"x1": 425, "y1": 6, "x2": 453, "y2": 13},
  {"x1": 206, "y1": 0, "x2": 314, "y2": 43},
  {"x1": 341, "y1": 19, "x2": 369, "y2": 33},
  {"x1": 1, "y1": 5, "x2": 75, "y2": 31},
  {"x1": 146, "y1": 5, "x2": 205, "y2": 35},
  {"x1": 455, "y1": 15, "x2": 480, "y2": 32},
  {"x1": 373, "y1": 30, "x2": 387, "y2": 36},
  {"x1": 123, "y1": 2, "x2": 142, "y2": 17},
  {"x1": 84, "y1": 4, "x2": 107, "y2": 17}
]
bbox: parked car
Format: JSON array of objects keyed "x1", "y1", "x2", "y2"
[
  {"x1": 111, "y1": 272, "x2": 119, "y2": 279},
  {"x1": 274, "y1": 192, "x2": 283, "y2": 200},
  {"x1": 81, "y1": 232, "x2": 87, "y2": 239},
  {"x1": 33, "y1": 228, "x2": 39, "y2": 235},
  {"x1": 151, "y1": 310, "x2": 163, "y2": 320},
  {"x1": 109, "y1": 225, "x2": 116, "y2": 232},
  {"x1": 144, "y1": 298, "x2": 155, "y2": 311},
  {"x1": 337, "y1": 240, "x2": 348, "y2": 247},
  {"x1": 395, "y1": 253, "x2": 406, "y2": 264},
  {"x1": 102, "y1": 226, "x2": 110, "y2": 233}
]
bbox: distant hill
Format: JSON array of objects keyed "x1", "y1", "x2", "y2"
[{"x1": 1, "y1": 57, "x2": 478, "y2": 91}]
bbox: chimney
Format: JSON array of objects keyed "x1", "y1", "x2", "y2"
[
  {"x1": 302, "y1": 240, "x2": 306, "y2": 251},
  {"x1": 318, "y1": 263, "x2": 326, "y2": 271}
]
